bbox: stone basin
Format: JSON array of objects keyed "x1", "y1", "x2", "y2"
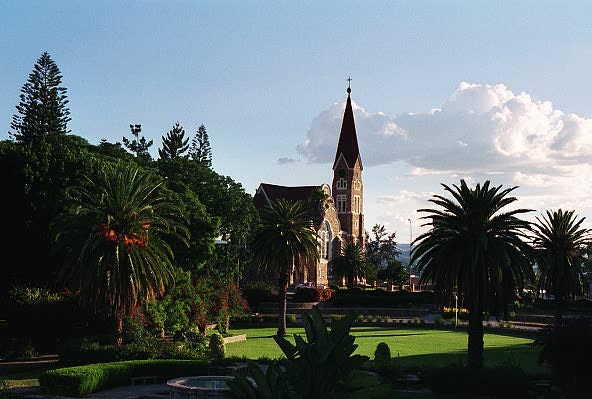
[{"x1": 167, "y1": 375, "x2": 241, "y2": 398}]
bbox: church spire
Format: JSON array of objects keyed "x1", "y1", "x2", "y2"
[{"x1": 332, "y1": 81, "x2": 362, "y2": 170}]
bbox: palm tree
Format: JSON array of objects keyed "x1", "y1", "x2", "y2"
[
  {"x1": 251, "y1": 199, "x2": 319, "y2": 336},
  {"x1": 410, "y1": 180, "x2": 533, "y2": 368},
  {"x1": 532, "y1": 209, "x2": 590, "y2": 327},
  {"x1": 55, "y1": 162, "x2": 188, "y2": 344},
  {"x1": 329, "y1": 241, "x2": 368, "y2": 288}
]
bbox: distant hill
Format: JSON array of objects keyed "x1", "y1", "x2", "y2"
[{"x1": 398, "y1": 243, "x2": 411, "y2": 267}]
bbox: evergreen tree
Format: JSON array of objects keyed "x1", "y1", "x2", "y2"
[
  {"x1": 190, "y1": 124, "x2": 212, "y2": 167},
  {"x1": 122, "y1": 124, "x2": 153, "y2": 163},
  {"x1": 158, "y1": 121, "x2": 189, "y2": 160},
  {"x1": 10, "y1": 51, "x2": 71, "y2": 146}
]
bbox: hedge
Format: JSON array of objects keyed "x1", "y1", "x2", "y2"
[
  {"x1": 293, "y1": 288, "x2": 332, "y2": 302},
  {"x1": 330, "y1": 290, "x2": 434, "y2": 308},
  {"x1": 39, "y1": 359, "x2": 208, "y2": 397}
]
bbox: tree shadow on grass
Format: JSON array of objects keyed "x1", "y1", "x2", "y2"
[
  {"x1": 351, "y1": 327, "x2": 431, "y2": 334},
  {"x1": 354, "y1": 333, "x2": 424, "y2": 339},
  {"x1": 393, "y1": 343, "x2": 547, "y2": 375}
]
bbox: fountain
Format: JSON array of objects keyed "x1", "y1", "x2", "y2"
[{"x1": 167, "y1": 375, "x2": 250, "y2": 399}]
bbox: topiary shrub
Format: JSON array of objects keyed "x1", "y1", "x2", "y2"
[
  {"x1": 374, "y1": 342, "x2": 391, "y2": 373},
  {"x1": 286, "y1": 314, "x2": 297, "y2": 325},
  {"x1": 208, "y1": 333, "x2": 225, "y2": 361}
]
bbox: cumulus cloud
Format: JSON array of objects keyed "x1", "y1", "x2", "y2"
[{"x1": 296, "y1": 82, "x2": 592, "y2": 174}]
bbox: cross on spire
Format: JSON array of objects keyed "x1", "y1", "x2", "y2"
[{"x1": 347, "y1": 76, "x2": 352, "y2": 93}]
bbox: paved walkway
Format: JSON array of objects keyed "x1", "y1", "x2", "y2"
[{"x1": 10, "y1": 383, "x2": 170, "y2": 399}]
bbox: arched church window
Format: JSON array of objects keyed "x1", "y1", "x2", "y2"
[
  {"x1": 317, "y1": 220, "x2": 332, "y2": 260},
  {"x1": 336, "y1": 178, "x2": 347, "y2": 190}
]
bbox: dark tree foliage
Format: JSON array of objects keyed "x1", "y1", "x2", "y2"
[
  {"x1": 329, "y1": 241, "x2": 369, "y2": 288},
  {"x1": 411, "y1": 180, "x2": 533, "y2": 368},
  {"x1": 122, "y1": 124, "x2": 153, "y2": 163},
  {"x1": 537, "y1": 318, "x2": 592, "y2": 396},
  {"x1": 10, "y1": 52, "x2": 71, "y2": 146},
  {"x1": 365, "y1": 224, "x2": 406, "y2": 288},
  {"x1": 532, "y1": 209, "x2": 590, "y2": 326},
  {"x1": 158, "y1": 121, "x2": 189, "y2": 160},
  {"x1": 190, "y1": 124, "x2": 212, "y2": 168},
  {"x1": 156, "y1": 157, "x2": 257, "y2": 280},
  {"x1": 0, "y1": 138, "x2": 101, "y2": 296},
  {"x1": 93, "y1": 139, "x2": 134, "y2": 161}
]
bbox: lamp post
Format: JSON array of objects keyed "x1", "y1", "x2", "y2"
[
  {"x1": 408, "y1": 218, "x2": 412, "y2": 291},
  {"x1": 454, "y1": 291, "x2": 458, "y2": 329}
]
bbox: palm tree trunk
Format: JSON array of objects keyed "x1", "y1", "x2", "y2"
[
  {"x1": 277, "y1": 271, "x2": 289, "y2": 337},
  {"x1": 115, "y1": 314, "x2": 124, "y2": 346},
  {"x1": 467, "y1": 298, "x2": 484, "y2": 368},
  {"x1": 554, "y1": 294, "x2": 564, "y2": 328},
  {"x1": 347, "y1": 272, "x2": 354, "y2": 289}
]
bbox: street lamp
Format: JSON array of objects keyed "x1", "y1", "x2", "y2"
[
  {"x1": 408, "y1": 218, "x2": 412, "y2": 291},
  {"x1": 454, "y1": 292, "x2": 459, "y2": 329}
]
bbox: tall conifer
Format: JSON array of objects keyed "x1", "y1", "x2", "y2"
[
  {"x1": 10, "y1": 52, "x2": 71, "y2": 145},
  {"x1": 190, "y1": 124, "x2": 212, "y2": 168},
  {"x1": 159, "y1": 121, "x2": 189, "y2": 160}
]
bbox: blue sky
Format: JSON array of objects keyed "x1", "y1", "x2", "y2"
[{"x1": 3, "y1": 1, "x2": 592, "y2": 242}]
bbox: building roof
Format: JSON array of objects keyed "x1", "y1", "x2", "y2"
[
  {"x1": 332, "y1": 89, "x2": 363, "y2": 170},
  {"x1": 253, "y1": 183, "x2": 321, "y2": 211}
]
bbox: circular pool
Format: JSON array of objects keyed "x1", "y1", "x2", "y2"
[{"x1": 167, "y1": 376, "x2": 243, "y2": 398}]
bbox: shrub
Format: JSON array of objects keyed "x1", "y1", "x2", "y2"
[
  {"x1": 286, "y1": 314, "x2": 297, "y2": 325},
  {"x1": 293, "y1": 288, "x2": 332, "y2": 302},
  {"x1": 209, "y1": 333, "x2": 225, "y2": 361},
  {"x1": 240, "y1": 281, "x2": 277, "y2": 311},
  {"x1": 434, "y1": 315, "x2": 445, "y2": 325},
  {"x1": 537, "y1": 317, "x2": 592, "y2": 394},
  {"x1": 373, "y1": 342, "x2": 391, "y2": 373},
  {"x1": 274, "y1": 306, "x2": 368, "y2": 399},
  {"x1": 58, "y1": 335, "x2": 207, "y2": 365},
  {"x1": 39, "y1": 360, "x2": 208, "y2": 397},
  {"x1": 425, "y1": 367, "x2": 528, "y2": 397},
  {"x1": 330, "y1": 289, "x2": 434, "y2": 308},
  {"x1": 442, "y1": 306, "x2": 469, "y2": 321}
]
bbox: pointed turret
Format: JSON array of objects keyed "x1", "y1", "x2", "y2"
[
  {"x1": 332, "y1": 87, "x2": 363, "y2": 170},
  {"x1": 331, "y1": 81, "x2": 364, "y2": 247}
]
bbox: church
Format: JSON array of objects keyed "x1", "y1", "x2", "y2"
[{"x1": 253, "y1": 85, "x2": 364, "y2": 287}]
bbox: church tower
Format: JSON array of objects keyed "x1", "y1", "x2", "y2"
[{"x1": 332, "y1": 83, "x2": 364, "y2": 245}]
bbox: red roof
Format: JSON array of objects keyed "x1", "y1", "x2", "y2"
[
  {"x1": 333, "y1": 93, "x2": 362, "y2": 170},
  {"x1": 253, "y1": 183, "x2": 321, "y2": 211}
]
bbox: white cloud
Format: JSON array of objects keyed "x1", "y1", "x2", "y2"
[
  {"x1": 296, "y1": 82, "x2": 592, "y2": 235},
  {"x1": 297, "y1": 82, "x2": 592, "y2": 174}
]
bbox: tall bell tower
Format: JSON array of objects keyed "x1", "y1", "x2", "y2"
[{"x1": 331, "y1": 81, "x2": 364, "y2": 245}]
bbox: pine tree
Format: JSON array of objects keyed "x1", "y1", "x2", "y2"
[
  {"x1": 158, "y1": 121, "x2": 190, "y2": 160},
  {"x1": 190, "y1": 124, "x2": 212, "y2": 168},
  {"x1": 10, "y1": 52, "x2": 71, "y2": 146},
  {"x1": 123, "y1": 123, "x2": 153, "y2": 163}
]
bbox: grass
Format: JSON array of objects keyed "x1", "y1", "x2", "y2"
[
  {"x1": 225, "y1": 326, "x2": 545, "y2": 374},
  {"x1": 0, "y1": 365, "x2": 56, "y2": 390}
]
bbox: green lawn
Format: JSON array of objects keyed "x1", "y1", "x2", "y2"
[{"x1": 226, "y1": 326, "x2": 545, "y2": 374}]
